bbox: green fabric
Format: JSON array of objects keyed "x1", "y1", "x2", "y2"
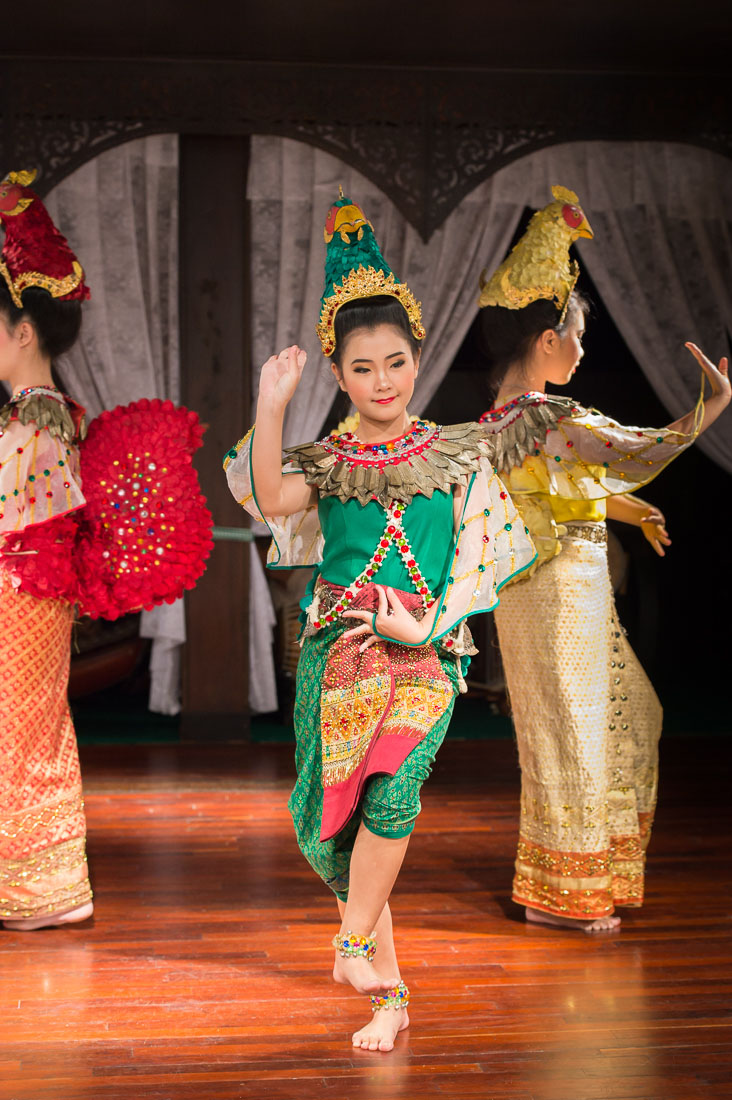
[
  {"x1": 320, "y1": 193, "x2": 399, "y2": 308},
  {"x1": 287, "y1": 621, "x2": 462, "y2": 901},
  {"x1": 318, "y1": 491, "x2": 455, "y2": 595}
]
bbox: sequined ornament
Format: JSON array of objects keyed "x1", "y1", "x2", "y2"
[
  {"x1": 371, "y1": 981, "x2": 410, "y2": 1012},
  {"x1": 316, "y1": 190, "x2": 424, "y2": 356},
  {"x1": 478, "y1": 185, "x2": 593, "y2": 320},
  {"x1": 332, "y1": 930, "x2": 377, "y2": 961},
  {"x1": 0, "y1": 170, "x2": 90, "y2": 307}
]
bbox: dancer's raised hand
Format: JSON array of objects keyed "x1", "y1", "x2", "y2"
[
  {"x1": 251, "y1": 344, "x2": 315, "y2": 517},
  {"x1": 258, "y1": 345, "x2": 307, "y2": 410},
  {"x1": 685, "y1": 342, "x2": 730, "y2": 401},
  {"x1": 667, "y1": 343, "x2": 730, "y2": 437}
]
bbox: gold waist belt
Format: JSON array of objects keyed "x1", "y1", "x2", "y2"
[{"x1": 562, "y1": 523, "x2": 607, "y2": 545}]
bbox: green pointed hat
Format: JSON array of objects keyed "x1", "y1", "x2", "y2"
[{"x1": 316, "y1": 190, "x2": 425, "y2": 357}]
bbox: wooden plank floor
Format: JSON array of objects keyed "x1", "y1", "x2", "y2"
[{"x1": 1, "y1": 736, "x2": 731, "y2": 1100}]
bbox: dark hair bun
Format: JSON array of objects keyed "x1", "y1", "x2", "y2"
[
  {"x1": 479, "y1": 291, "x2": 589, "y2": 395},
  {"x1": 0, "y1": 283, "x2": 82, "y2": 359}
]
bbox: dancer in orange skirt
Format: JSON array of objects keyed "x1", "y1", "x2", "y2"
[{"x1": 0, "y1": 169, "x2": 213, "y2": 930}]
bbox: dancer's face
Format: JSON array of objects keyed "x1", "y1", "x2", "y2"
[
  {"x1": 332, "y1": 324, "x2": 420, "y2": 429},
  {"x1": 544, "y1": 313, "x2": 585, "y2": 386}
]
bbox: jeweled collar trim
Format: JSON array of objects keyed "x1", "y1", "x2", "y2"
[
  {"x1": 322, "y1": 418, "x2": 437, "y2": 468},
  {"x1": 287, "y1": 421, "x2": 489, "y2": 508},
  {"x1": 11, "y1": 385, "x2": 65, "y2": 403}
]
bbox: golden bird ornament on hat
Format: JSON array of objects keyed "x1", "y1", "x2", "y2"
[{"x1": 478, "y1": 185, "x2": 593, "y2": 320}]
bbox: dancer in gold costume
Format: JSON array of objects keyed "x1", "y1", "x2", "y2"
[{"x1": 477, "y1": 187, "x2": 730, "y2": 931}]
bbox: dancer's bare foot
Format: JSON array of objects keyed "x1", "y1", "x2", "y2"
[
  {"x1": 526, "y1": 906, "x2": 621, "y2": 933},
  {"x1": 352, "y1": 1007, "x2": 410, "y2": 1052},
  {"x1": 333, "y1": 952, "x2": 398, "y2": 994},
  {"x1": 2, "y1": 901, "x2": 94, "y2": 931}
]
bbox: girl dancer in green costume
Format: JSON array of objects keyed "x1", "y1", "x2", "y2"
[{"x1": 225, "y1": 193, "x2": 535, "y2": 1050}]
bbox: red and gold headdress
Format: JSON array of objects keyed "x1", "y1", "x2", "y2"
[
  {"x1": 0, "y1": 169, "x2": 90, "y2": 308},
  {"x1": 478, "y1": 185, "x2": 592, "y2": 321}
]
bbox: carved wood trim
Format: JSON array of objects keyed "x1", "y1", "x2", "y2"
[{"x1": 2, "y1": 59, "x2": 731, "y2": 238}]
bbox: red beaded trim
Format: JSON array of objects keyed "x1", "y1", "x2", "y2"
[{"x1": 479, "y1": 393, "x2": 539, "y2": 423}]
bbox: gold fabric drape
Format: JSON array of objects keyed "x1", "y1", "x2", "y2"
[{"x1": 496, "y1": 532, "x2": 661, "y2": 918}]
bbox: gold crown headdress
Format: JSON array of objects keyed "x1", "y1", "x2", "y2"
[
  {"x1": 479, "y1": 185, "x2": 592, "y2": 321},
  {"x1": 316, "y1": 189, "x2": 425, "y2": 357}
]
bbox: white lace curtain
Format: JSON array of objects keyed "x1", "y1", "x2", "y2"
[{"x1": 44, "y1": 135, "x2": 184, "y2": 715}]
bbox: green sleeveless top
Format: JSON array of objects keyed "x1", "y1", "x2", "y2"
[{"x1": 318, "y1": 490, "x2": 455, "y2": 595}]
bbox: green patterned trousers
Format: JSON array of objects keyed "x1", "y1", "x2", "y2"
[{"x1": 287, "y1": 624, "x2": 461, "y2": 901}]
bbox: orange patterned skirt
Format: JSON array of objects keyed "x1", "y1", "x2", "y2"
[{"x1": 0, "y1": 562, "x2": 92, "y2": 921}]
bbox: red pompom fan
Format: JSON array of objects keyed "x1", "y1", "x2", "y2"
[{"x1": 74, "y1": 399, "x2": 213, "y2": 619}]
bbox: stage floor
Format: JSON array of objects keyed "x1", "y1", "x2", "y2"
[{"x1": 2, "y1": 736, "x2": 731, "y2": 1100}]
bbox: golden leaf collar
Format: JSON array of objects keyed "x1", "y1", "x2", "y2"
[
  {"x1": 479, "y1": 393, "x2": 576, "y2": 473},
  {"x1": 0, "y1": 389, "x2": 86, "y2": 444},
  {"x1": 286, "y1": 421, "x2": 490, "y2": 507}
]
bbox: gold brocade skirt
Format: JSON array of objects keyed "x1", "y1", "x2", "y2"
[
  {"x1": 495, "y1": 530, "x2": 661, "y2": 918},
  {"x1": 0, "y1": 563, "x2": 92, "y2": 921}
]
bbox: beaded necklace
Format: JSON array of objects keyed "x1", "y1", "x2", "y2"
[
  {"x1": 324, "y1": 418, "x2": 438, "y2": 469},
  {"x1": 12, "y1": 385, "x2": 64, "y2": 402},
  {"x1": 480, "y1": 392, "x2": 539, "y2": 423}
]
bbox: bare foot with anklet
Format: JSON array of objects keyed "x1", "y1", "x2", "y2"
[
  {"x1": 351, "y1": 979, "x2": 410, "y2": 1052},
  {"x1": 332, "y1": 931, "x2": 398, "y2": 994}
]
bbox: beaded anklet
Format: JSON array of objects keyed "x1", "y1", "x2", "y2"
[
  {"x1": 332, "y1": 930, "x2": 377, "y2": 962},
  {"x1": 370, "y1": 981, "x2": 410, "y2": 1012}
]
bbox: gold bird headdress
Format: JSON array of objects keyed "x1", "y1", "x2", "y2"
[{"x1": 479, "y1": 185, "x2": 592, "y2": 321}]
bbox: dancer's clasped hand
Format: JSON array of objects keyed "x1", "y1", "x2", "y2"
[
  {"x1": 639, "y1": 506, "x2": 671, "y2": 557},
  {"x1": 343, "y1": 585, "x2": 438, "y2": 651}
]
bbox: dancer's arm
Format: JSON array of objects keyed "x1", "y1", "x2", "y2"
[
  {"x1": 605, "y1": 495, "x2": 671, "y2": 557},
  {"x1": 251, "y1": 345, "x2": 318, "y2": 517},
  {"x1": 666, "y1": 343, "x2": 730, "y2": 435}
]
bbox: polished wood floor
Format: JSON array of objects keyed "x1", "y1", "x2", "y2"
[{"x1": 1, "y1": 736, "x2": 731, "y2": 1100}]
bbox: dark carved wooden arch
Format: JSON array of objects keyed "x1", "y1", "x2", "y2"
[{"x1": 1, "y1": 59, "x2": 731, "y2": 239}]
